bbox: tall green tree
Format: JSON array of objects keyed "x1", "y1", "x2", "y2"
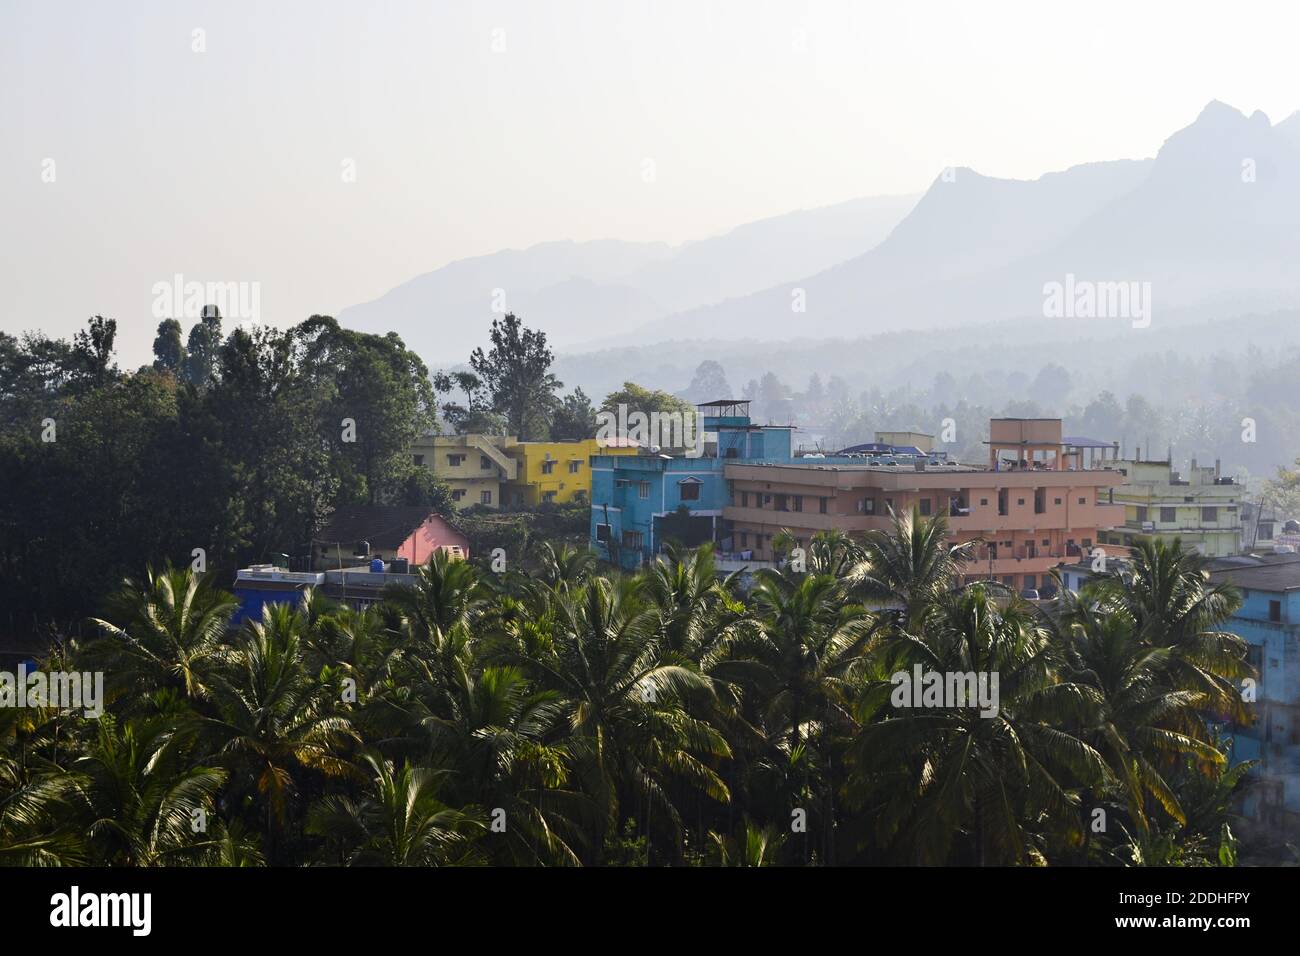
[{"x1": 469, "y1": 314, "x2": 562, "y2": 439}]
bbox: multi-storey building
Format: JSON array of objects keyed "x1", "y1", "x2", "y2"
[
  {"x1": 589, "y1": 400, "x2": 794, "y2": 570},
  {"x1": 1206, "y1": 553, "x2": 1300, "y2": 842},
  {"x1": 1097, "y1": 457, "x2": 1242, "y2": 557},
  {"x1": 722, "y1": 418, "x2": 1126, "y2": 593},
  {"x1": 502, "y1": 438, "x2": 639, "y2": 507},
  {"x1": 410, "y1": 433, "x2": 517, "y2": 509}
]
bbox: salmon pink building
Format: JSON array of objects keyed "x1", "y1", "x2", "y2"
[{"x1": 722, "y1": 418, "x2": 1126, "y2": 594}]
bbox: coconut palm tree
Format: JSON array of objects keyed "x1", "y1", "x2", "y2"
[
  {"x1": 383, "y1": 550, "x2": 488, "y2": 643},
  {"x1": 848, "y1": 584, "x2": 1109, "y2": 865},
  {"x1": 67, "y1": 715, "x2": 227, "y2": 866},
  {"x1": 525, "y1": 577, "x2": 730, "y2": 861},
  {"x1": 306, "y1": 752, "x2": 484, "y2": 865},
  {"x1": 419, "y1": 664, "x2": 591, "y2": 865},
  {"x1": 87, "y1": 564, "x2": 237, "y2": 703},
  {"x1": 847, "y1": 508, "x2": 974, "y2": 628},
  {"x1": 203, "y1": 603, "x2": 361, "y2": 860},
  {"x1": 1093, "y1": 538, "x2": 1250, "y2": 722},
  {"x1": 0, "y1": 755, "x2": 87, "y2": 866}
]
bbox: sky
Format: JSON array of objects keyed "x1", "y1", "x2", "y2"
[{"x1": 3, "y1": 0, "x2": 1299, "y2": 367}]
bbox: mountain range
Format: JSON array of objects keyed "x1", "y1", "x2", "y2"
[
  {"x1": 340, "y1": 101, "x2": 1300, "y2": 373},
  {"x1": 338, "y1": 194, "x2": 918, "y2": 366}
]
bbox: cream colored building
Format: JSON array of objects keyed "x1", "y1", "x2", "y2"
[
  {"x1": 1098, "y1": 458, "x2": 1242, "y2": 557},
  {"x1": 410, "y1": 433, "x2": 517, "y2": 509}
]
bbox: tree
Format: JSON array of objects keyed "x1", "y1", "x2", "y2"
[
  {"x1": 306, "y1": 753, "x2": 484, "y2": 866},
  {"x1": 550, "y1": 387, "x2": 598, "y2": 441},
  {"x1": 182, "y1": 308, "x2": 223, "y2": 387},
  {"x1": 469, "y1": 314, "x2": 562, "y2": 440},
  {"x1": 600, "y1": 382, "x2": 693, "y2": 418},
  {"x1": 88, "y1": 565, "x2": 238, "y2": 704},
  {"x1": 680, "y1": 360, "x2": 732, "y2": 404},
  {"x1": 151, "y1": 319, "x2": 186, "y2": 374}
]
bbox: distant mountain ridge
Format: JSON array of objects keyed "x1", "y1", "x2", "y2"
[
  {"x1": 634, "y1": 101, "x2": 1300, "y2": 342},
  {"x1": 337, "y1": 194, "x2": 918, "y2": 367},
  {"x1": 341, "y1": 101, "x2": 1300, "y2": 370}
]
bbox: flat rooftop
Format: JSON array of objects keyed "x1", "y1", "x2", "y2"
[{"x1": 1207, "y1": 553, "x2": 1300, "y2": 592}]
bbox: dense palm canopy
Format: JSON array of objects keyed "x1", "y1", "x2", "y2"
[{"x1": 0, "y1": 517, "x2": 1258, "y2": 866}]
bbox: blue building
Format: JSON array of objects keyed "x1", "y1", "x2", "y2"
[
  {"x1": 1207, "y1": 553, "x2": 1300, "y2": 843},
  {"x1": 589, "y1": 400, "x2": 794, "y2": 570}
]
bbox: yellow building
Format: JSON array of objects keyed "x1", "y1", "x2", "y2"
[
  {"x1": 410, "y1": 433, "x2": 517, "y2": 510},
  {"x1": 502, "y1": 438, "x2": 638, "y2": 507}
]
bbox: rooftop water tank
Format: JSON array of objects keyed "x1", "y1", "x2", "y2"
[{"x1": 369, "y1": 558, "x2": 385, "y2": 573}]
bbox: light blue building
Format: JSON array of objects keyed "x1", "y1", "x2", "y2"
[
  {"x1": 589, "y1": 400, "x2": 794, "y2": 570},
  {"x1": 1207, "y1": 553, "x2": 1300, "y2": 843}
]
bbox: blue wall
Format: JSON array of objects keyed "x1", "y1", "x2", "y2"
[
  {"x1": 590, "y1": 422, "x2": 794, "y2": 569},
  {"x1": 1221, "y1": 584, "x2": 1300, "y2": 818}
]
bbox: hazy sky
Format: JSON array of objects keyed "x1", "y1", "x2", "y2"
[{"x1": 3, "y1": 0, "x2": 1298, "y2": 366}]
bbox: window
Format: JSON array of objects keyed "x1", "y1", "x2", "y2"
[
  {"x1": 622, "y1": 530, "x2": 644, "y2": 550},
  {"x1": 1082, "y1": 538, "x2": 1092, "y2": 548},
  {"x1": 1024, "y1": 575, "x2": 1036, "y2": 590},
  {"x1": 680, "y1": 482, "x2": 701, "y2": 502},
  {"x1": 1078, "y1": 496, "x2": 1087, "y2": 505},
  {"x1": 595, "y1": 523, "x2": 612, "y2": 543},
  {"x1": 1203, "y1": 506, "x2": 1218, "y2": 522},
  {"x1": 447, "y1": 454, "x2": 466, "y2": 466},
  {"x1": 1269, "y1": 600, "x2": 1282, "y2": 623},
  {"x1": 979, "y1": 498, "x2": 988, "y2": 507},
  {"x1": 792, "y1": 496, "x2": 803, "y2": 512},
  {"x1": 1042, "y1": 538, "x2": 1050, "y2": 547},
  {"x1": 774, "y1": 494, "x2": 789, "y2": 512},
  {"x1": 1160, "y1": 507, "x2": 1176, "y2": 523},
  {"x1": 998, "y1": 490, "x2": 1008, "y2": 516},
  {"x1": 568, "y1": 460, "x2": 580, "y2": 474},
  {"x1": 1034, "y1": 489, "x2": 1045, "y2": 514},
  {"x1": 638, "y1": 482, "x2": 650, "y2": 499},
  {"x1": 1054, "y1": 497, "x2": 1062, "y2": 505},
  {"x1": 481, "y1": 455, "x2": 493, "y2": 470},
  {"x1": 859, "y1": 497, "x2": 876, "y2": 516},
  {"x1": 741, "y1": 491, "x2": 750, "y2": 507},
  {"x1": 919, "y1": 498, "x2": 932, "y2": 517},
  {"x1": 740, "y1": 532, "x2": 749, "y2": 548},
  {"x1": 724, "y1": 447, "x2": 739, "y2": 458},
  {"x1": 1016, "y1": 498, "x2": 1025, "y2": 507},
  {"x1": 1259, "y1": 522, "x2": 1274, "y2": 541},
  {"x1": 541, "y1": 460, "x2": 555, "y2": 475},
  {"x1": 451, "y1": 489, "x2": 465, "y2": 501},
  {"x1": 413, "y1": 454, "x2": 425, "y2": 466},
  {"x1": 480, "y1": 490, "x2": 492, "y2": 505},
  {"x1": 819, "y1": 497, "x2": 828, "y2": 514},
  {"x1": 542, "y1": 491, "x2": 557, "y2": 503},
  {"x1": 1136, "y1": 506, "x2": 1148, "y2": 522}
]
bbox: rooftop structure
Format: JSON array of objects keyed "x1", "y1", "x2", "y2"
[{"x1": 314, "y1": 505, "x2": 468, "y2": 570}]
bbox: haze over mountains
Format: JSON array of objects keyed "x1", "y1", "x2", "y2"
[
  {"x1": 341, "y1": 100, "x2": 1300, "y2": 394},
  {"x1": 338, "y1": 194, "x2": 918, "y2": 365}
]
